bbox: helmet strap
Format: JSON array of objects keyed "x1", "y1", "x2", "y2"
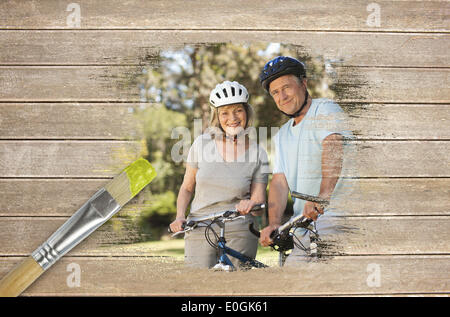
[
  {"x1": 224, "y1": 134, "x2": 238, "y2": 143},
  {"x1": 224, "y1": 129, "x2": 246, "y2": 143}
]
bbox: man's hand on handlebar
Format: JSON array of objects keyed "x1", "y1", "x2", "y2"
[
  {"x1": 259, "y1": 223, "x2": 280, "y2": 247},
  {"x1": 302, "y1": 201, "x2": 324, "y2": 221},
  {"x1": 169, "y1": 217, "x2": 186, "y2": 233}
]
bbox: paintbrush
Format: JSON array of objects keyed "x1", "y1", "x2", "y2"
[{"x1": 0, "y1": 158, "x2": 156, "y2": 297}]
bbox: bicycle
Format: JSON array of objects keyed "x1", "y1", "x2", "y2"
[
  {"x1": 169, "y1": 192, "x2": 329, "y2": 270},
  {"x1": 169, "y1": 204, "x2": 268, "y2": 271},
  {"x1": 249, "y1": 191, "x2": 330, "y2": 266}
]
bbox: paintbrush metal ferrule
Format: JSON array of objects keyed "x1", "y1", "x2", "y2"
[{"x1": 31, "y1": 188, "x2": 121, "y2": 270}]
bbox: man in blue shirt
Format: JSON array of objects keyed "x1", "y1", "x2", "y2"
[{"x1": 258, "y1": 56, "x2": 351, "y2": 264}]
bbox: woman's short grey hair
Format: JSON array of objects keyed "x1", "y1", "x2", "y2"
[{"x1": 209, "y1": 103, "x2": 254, "y2": 131}]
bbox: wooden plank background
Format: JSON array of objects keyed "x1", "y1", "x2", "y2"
[{"x1": 0, "y1": 0, "x2": 448, "y2": 296}]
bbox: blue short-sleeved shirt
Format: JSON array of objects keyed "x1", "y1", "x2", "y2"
[{"x1": 273, "y1": 98, "x2": 353, "y2": 216}]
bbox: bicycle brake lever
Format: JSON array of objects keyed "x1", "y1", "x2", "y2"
[
  {"x1": 251, "y1": 203, "x2": 265, "y2": 211},
  {"x1": 171, "y1": 226, "x2": 195, "y2": 237},
  {"x1": 294, "y1": 216, "x2": 320, "y2": 236},
  {"x1": 223, "y1": 215, "x2": 245, "y2": 223},
  {"x1": 170, "y1": 220, "x2": 197, "y2": 237},
  {"x1": 223, "y1": 210, "x2": 238, "y2": 218}
]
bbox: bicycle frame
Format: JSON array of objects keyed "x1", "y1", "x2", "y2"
[
  {"x1": 213, "y1": 220, "x2": 267, "y2": 271},
  {"x1": 170, "y1": 205, "x2": 268, "y2": 271}
]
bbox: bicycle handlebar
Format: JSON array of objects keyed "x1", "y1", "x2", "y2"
[
  {"x1": 290, "y1": 191, "x2": 329, "y2": 207},
  {"x1": 251, "y1": 192, "x2": 329, "y2": 252},
  {"x1": 168, "y1": 203, "x2": 266, "y2": 236},
  {"x1": 276, "y1": 192, "x2": 329, "y2": 233}
]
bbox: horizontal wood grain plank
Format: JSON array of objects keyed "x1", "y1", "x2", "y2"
[
  {"x1": 0, "y1": 217, "x2": 448, "y2": 256},
  {"x1": 331, "y1": 67, "x2": 450, "y2": 103},
  {"x1": 1, "y1": 103, "x2": 448, "y2": 140},
  {"x1": 0, "y1": 66, "x2": 143, "y2": 102},
  {"x1": 0, "y1": 255, "x2": 449, "y2": 296},
  {"x1": 0, "y1": 31, "x2": 448, "y2": 67},
  {"x1": 0, "y1": 0, "x2": 448, "y2": 32},
  {"x1": 0, "y1": 179, "x2": 108, "y2": 216},
  {"x1": 0, "y1": 66, "x2": 448, "y2": 103},
  {"x1": 0, "y1": 103, "x2": 143, "y2": 140},
  {"x1": 341, "y1": 140, "x2": 450, "y2": 178},
  {"x1": 1, "y1": 140, "x2": 448, "y2": 178},
  {"x1": 342, "y1": 104, "x2": 450, "y2": 140},
  {"x1": 0, "y1": 178, "x2": 448, "y2": 217},
  {"x1": 333, "y1": 178, "x2": 450, "y2": 217},
  {"x1": 0, "y1": 141, "x2": 144, "y2": 177}
]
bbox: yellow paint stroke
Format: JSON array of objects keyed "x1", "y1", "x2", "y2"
[{"x1": 124, "y1": 158, "x2": 157, "y2": 197}]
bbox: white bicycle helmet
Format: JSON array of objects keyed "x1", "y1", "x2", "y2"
[{"x1": 209, "y1": 81, "x2": 249, "y2": 108}]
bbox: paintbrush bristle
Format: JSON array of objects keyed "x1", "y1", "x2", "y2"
[{"x1": 104, "y1": 158, "x2": 156, "y2": 206}]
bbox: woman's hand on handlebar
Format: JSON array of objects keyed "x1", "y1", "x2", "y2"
[
  {"x1": 235, "y1": 199, "x2": 258, "y2": 215},
  {"x1": 259, "y1": 224, "x2": 280, "y2": 247},
  {"x1": 169, "y1": 217, "x2": 186, "y2": 233}
]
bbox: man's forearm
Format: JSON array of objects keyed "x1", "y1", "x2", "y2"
[
  {"x1": 267, "y1": 174, "x2": 289, "y2": 225},
  {"x1": 320, "y1": 133, "x2": 344, "y2": 199}
]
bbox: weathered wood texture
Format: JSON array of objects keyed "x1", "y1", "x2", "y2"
[
  {"x1": 0, "y1": 217, "x2": 448, "y2": 256},
  {"x1": 0, "y1": 141, "x2": 144, "y2": 177},
  {"x1": 0, "y1": 103, "x2": 143, "y2": 140},
  {"x1": 0, "y1": 31, "x2": 448, "y2": 67},
  {"x1": 0, "y1": 255, "x2": 448, "y2": 296},
  {"x1": 1, "y1": 178, "x2": 448, "y2": 217},
  {"x1": 0, "y1": 66, "x2": 448, "y2": 103},
  {"x1": 0, "y1": 0, "x2": 448, "y2": 296},
  {"x1": 0, "y1": 141, "x2": 448, "y2": 177},
  {"x1": 1, "y1": 103, "x2": 449, "y2": 140},
  {"x1": 0, "y1": 0, "x2": 448, "y2": 31},
  {"x1": 0, "y1": 66, "x2": 143, "y2": 102}
]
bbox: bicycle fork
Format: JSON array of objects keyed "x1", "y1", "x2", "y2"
[
  {"x1": 213, "y1": 222, "x2": 267, "y2": 271},
  {"x1": 213, "y1": 223, "x2": 234, "y2": 271},
  {"x1": 214, "y1": 238, "x2": 234, "y2": 271}
]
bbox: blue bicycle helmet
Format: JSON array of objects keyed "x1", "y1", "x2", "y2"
[
  {"x1": 260, "y1": 56, "x2": 309, "y2": 118},
  {"x1": 259, "y1": 56, "x2": 307, "y2": 92}
]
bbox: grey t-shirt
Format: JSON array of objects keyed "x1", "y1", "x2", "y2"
[{"x1": 187, "y1": 132, "x2": 269, "y2": 219}]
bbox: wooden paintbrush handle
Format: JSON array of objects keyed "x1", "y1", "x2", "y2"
[{"x1": 0, "y1": 256, "x2": 44, "y2": 297}]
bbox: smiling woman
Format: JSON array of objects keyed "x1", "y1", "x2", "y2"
[
  {"x1": 169, "y1": 80, "x2": 270, "y2": 269},
  {"x1": 216, "y1": 104, "x2": 250, "y2": 162},
  {"x1": 218, "y1": 104, "x2": 247, "y2": 135}
]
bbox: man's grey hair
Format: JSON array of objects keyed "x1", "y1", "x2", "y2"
[{"x1": 292, "y1": 75, "x2": 305, "y2": 87}]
